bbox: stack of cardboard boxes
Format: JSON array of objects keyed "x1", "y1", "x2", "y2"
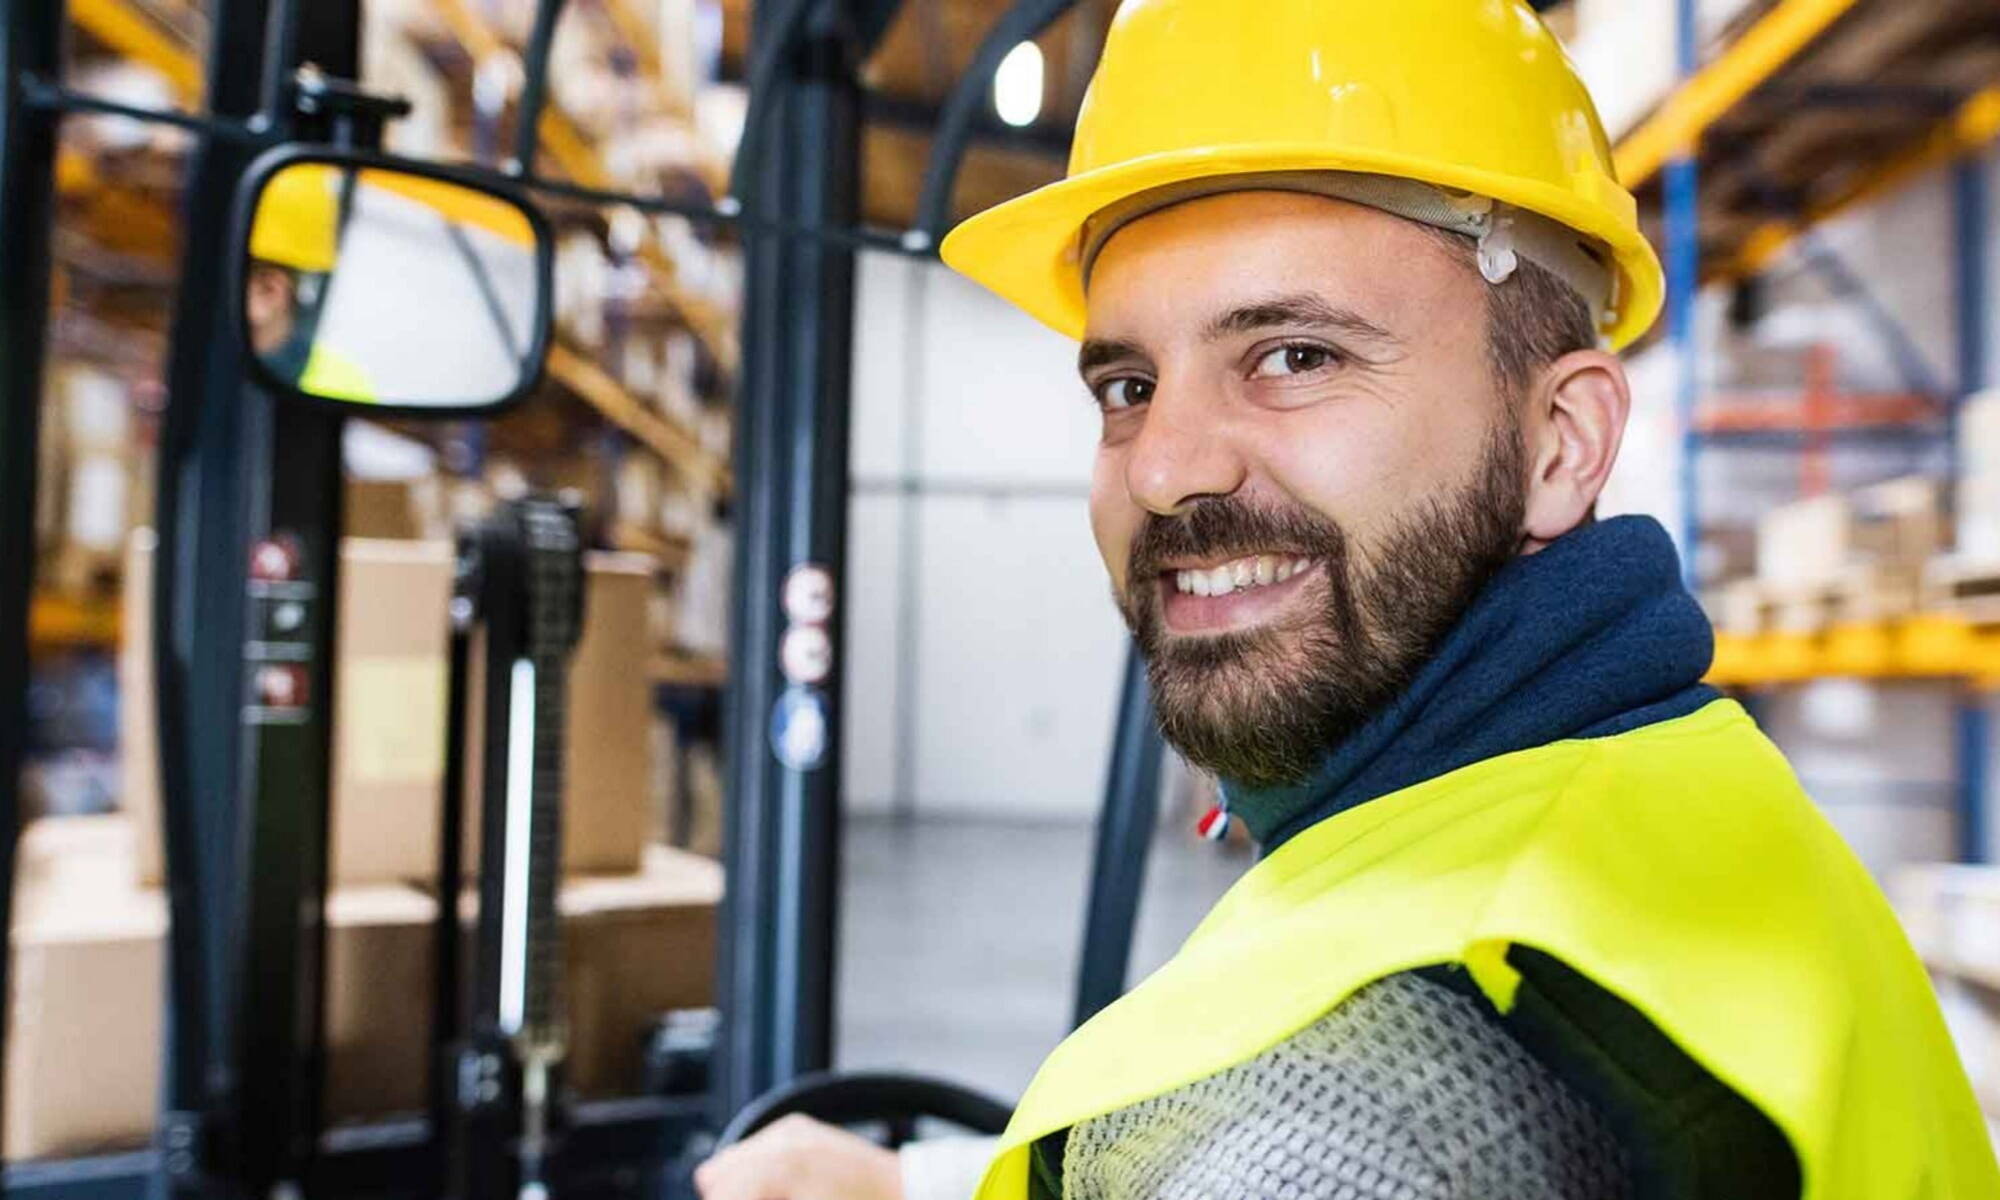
[{"x1": 4, "y1": 528, "x2": 721, "y2": 1161}]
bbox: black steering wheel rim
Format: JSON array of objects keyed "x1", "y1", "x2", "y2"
[{"x1": 716, "y1": 1070, "x2": 1014, "y2": 1148}]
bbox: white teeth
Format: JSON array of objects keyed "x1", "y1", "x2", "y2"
[{"x1": 1172, "y1": 555, "x2": 1314, "y2": 597}]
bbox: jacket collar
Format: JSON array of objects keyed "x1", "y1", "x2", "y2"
[{"x1": 1223, "y1": 515, "x2": 1719, "y2": 850}]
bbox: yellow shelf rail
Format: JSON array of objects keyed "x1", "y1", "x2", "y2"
[
  {"x1": 545, "y1": 341, "x2": 728, "y2": 493},
  {"x1": 29, "y1": 594, "x2": 121, "y2": 652},
  {"x1": 69, "y1": 0, "x2": 203, "y2": 105},
  {"x1": 1613, "y1": 0, "x2": 1860, "y2": 190},
  {"x1": 1728, "y1": 86, "x2": 2000, "y2": 277},
  {"x1": 1711, "y1": 614, "x2": 2000, "y2": 690}
]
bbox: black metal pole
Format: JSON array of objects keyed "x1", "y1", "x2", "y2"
[
  {"x1": 151, "y1": 0, "x2": 273, "y2": 1192},
  {"x1": 1071, "y1": 644, "x2": 1165, "y2": 1028},
  {"x1": 430, "y1": 612, "x2": 473, "y2": 1184},
  {"x1": 511, "y1": 0, "x2": 568, "y2": 177},
  {"x1": 909, "y1": 0, "x2": 1080, "y2": 248},
  {"x1": 718, "y1": 0, "x2": 864, "y2": 1117},
  {"x1": 0, "y1": 0, "x2": 64, "y2": 1165}
]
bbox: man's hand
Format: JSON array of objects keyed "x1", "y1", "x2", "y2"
[{"x1": 693, "y1": 1115, "x2": 903, "y2": 1200}]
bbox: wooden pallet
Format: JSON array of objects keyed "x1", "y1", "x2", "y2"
[{"x1": 1927, "y1": 559, "x2": 2000, "y2": 627}]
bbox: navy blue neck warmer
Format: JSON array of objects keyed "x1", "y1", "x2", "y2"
[{"x1": 1224, "y1": 515, "x2": 1720, "y2": 852}]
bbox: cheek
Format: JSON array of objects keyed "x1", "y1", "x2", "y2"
[
  {"x1": 1090, "y1": 448, "x2": 1138, "y2": 592},
  {"x1": 1255, "y1": 405, "x2": 1452, "y2": 539}
]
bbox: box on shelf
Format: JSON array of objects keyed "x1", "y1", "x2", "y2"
[
  {"x1": 124, "y1": 537, "x2": 656, "y2": 887},
  {"x1": 345, "y1": 476, "x2": 450, "y2": 541},
  {"x1": 123, "y1": 535, "x2": 454, "y2": 885},
  {"x1": 5, "y1": 815, "x2": 433, "y2": 1160},
  {"x1": 1704, "y1": 578, "x2": 1768, "y2": 635},
  {"x1": 8, "y1": 817, "x2": 720, "y2": 1159},
  {"x1": 1756, "y1": 494, "x2": 1851, "y2": 592},
  {"x1": 562, "y1": 845, "x2": 723, "y2": 1098},
  {"x1": 1849, "y1": 476, "x2": 1948, "y2": 569},
  {"x1": 461, "y1": 552, "x2": 654, "y2": 877}
]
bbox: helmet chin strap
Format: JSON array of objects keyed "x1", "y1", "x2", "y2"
[{"x1": 1078, "y1": 169, "x2": 1618, "y2": 341}]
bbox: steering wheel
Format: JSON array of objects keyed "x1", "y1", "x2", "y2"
[{"x1": 715, "y1": 1071, "x2": 1014, "y2": 1150}]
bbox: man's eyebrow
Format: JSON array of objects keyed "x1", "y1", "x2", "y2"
[
  {"x1": 1201, "y1": 293, "x2": 1402, "y2": 347},
  {"x1": 1077, "y1": 337, "x2": 1147, "y2": 377}
]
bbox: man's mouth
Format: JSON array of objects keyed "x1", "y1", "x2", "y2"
[{"x1": 1156, "y1": 553, "x2": 1322, "y2": 635}]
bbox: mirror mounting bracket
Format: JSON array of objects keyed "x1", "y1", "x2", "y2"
[{"x1": 287, "y1": 65, "x2": 413, "y2": 150}]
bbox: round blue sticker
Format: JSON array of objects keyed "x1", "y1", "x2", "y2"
[{"x1": 770, "y1": 688, "x2": 829, "y2": 772}]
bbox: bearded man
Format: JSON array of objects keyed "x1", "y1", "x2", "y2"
[{"x1": 695, "y1": 2, "x2": 1999, "y2": 1198}]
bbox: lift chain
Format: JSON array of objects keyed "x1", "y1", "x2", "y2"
[{"x1": 516, "y1": 498, "x2": 584, "y2": 1053}]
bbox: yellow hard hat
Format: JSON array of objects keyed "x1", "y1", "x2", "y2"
[
  {"x1": 940, "y1": 0, "x2": 1666, "y2": 351},
  {"x1": 250, "y1": 163, "x2": 341, "y2": 274}
]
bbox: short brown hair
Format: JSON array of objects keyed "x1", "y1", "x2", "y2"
[{"x1": 1423, "y1": 227, "x2": 1600, "y2": 395}]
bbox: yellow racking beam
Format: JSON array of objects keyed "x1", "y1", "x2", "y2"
[
  {"x1": 1726, "y1": 86, "x2": 2000, "y2": 278},
  {"x1": 1613, "y1": 0, "x2": 1860, "y2": 191},
  {"x1": 69, "y1": 0, "x2": 203, "y2": 105},
  {"x1": 545, "y1": 341, "x2": 729, "y2": 493},
  {"x1": 29, "y1": 594, "x2": 121, "y2": 651}
]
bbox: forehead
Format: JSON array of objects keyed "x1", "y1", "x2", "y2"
[{"x1": 1082, "y1": 191, "x2": 1474, "y2": 340}]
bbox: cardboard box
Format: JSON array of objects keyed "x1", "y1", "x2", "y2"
[
  {"x1": 124, "y1": 536, "x2": 656, "y2": 887},
  {"x1": 560, "y1": 845, "x2": 722, "y2": 1098},
  {"x1": 461, "y1": 552, "x2": 655, "y2": 877},
  {"x1": 345, "y1": 477, "x2": 422, "y2": 540},
  {"x1": 123, "y1": 536, "x2": 455, "y2": 886},
  {"x1": 1849, "y1": 476, "x2": 1947, "y2": 569},
  {"x1": 1757, "y1": 495, "x2": 1852, "y2": 591},
  {"x1": 5, "y1": 816, "x2": 434, "y2": 1160}
]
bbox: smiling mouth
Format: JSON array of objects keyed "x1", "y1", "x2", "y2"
[{"x1": 1156, "y1": 554, "x2": 1323, "y2": 635}]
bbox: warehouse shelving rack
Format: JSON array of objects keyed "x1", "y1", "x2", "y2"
[{"x1": 1626, "y1": 0, "x2": 2000, "y2": 862}]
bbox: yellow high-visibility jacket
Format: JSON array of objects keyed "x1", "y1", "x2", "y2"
[{"x1": 976, "y1": 699, "x2": 1999, "y2": 1199}]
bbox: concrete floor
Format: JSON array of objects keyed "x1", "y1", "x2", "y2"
[{"x1": 836, "y1": 816, "x2": 1250, "y2": 1103}]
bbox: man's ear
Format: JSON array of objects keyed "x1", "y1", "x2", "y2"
[{"x1": 1521, "y1": 350, "x2": 1631, "y2": 550}]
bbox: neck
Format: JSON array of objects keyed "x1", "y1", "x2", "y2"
[{"x1": 1222, "y1": 515, "x2": 1719, "y2": 851}]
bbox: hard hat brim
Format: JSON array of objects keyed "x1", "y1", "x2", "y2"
[{"x1": 939, "y1": 143, "x2": 1665, "y2": 353}]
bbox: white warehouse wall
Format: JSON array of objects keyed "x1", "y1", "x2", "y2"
[{"x1": 843, "y1": 252, "x2": 1128, "y2": 820}]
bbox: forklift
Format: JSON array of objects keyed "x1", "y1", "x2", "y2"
[{"x1": 0, "y1": 1, "x2": 1167, "y2": 1197}]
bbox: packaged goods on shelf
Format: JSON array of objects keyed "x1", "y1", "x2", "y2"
[
  {"x1": 1755, "y1": 479, "x2": 1947, "y2": 615},
  {"x1": 1959, "y1": 391, "x2": 2000, "y2": 565},
  {"x1": 1757, "y1": 495, "x2": 1853, "y2": 593},
  {"x1": 5, "y1": 818, "x2": 720, "y2": 1157},
  {"x1": 42, "y1": 365, "x2": 140, "y2": 599},
  {"x1": 4, "y1": 816, "x2": 435, "y2": 1158},
  {"x1": 123, "y1": 537, "x2": 657, "y2": 886},
  {"x1": 1706, "y1": 578, "x2": 1769, "y2": 636}
]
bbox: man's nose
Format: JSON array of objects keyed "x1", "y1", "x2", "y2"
[{"x1": 1123, "y1": 386, "x2": 1248, "y2": 516}]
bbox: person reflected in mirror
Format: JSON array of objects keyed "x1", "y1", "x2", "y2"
[{"x1": 247, "y1": 166, "x2": 376, "y2": 404}]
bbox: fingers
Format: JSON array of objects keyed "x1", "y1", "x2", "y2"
[{"x1": 693, "y1": 1116, "x2": 903, "y2": 1200}]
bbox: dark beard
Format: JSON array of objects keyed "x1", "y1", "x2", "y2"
[{"x1": 1118, "y1": 416, "x2": 1528, "y2": 789}]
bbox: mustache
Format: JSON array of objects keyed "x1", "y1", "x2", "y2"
[{"x1": 1128, "y1": 497, "x2": 1348, "y2": 579}]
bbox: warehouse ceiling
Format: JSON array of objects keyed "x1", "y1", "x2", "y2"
[{"x1": 717, "y1": 0, "x2": 1116, "y2": 231}]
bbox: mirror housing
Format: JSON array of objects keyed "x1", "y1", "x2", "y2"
[{"x1": 231, "y1": 146, "x2": 555, "y2": 417}]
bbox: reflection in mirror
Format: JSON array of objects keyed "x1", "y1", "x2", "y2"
[{"x1": 246, "y1": 163, "x2": 543, "y2": 410}]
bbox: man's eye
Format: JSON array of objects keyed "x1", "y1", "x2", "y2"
[
  {"x1": 1096, "y1": 377, "x2": 1155, "y2": 410},
  {"x1": 1250, "y1": 344, "x2": 1337, "y2": 379}
]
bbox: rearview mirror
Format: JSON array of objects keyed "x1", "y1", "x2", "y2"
[{"x1": 233, "y1": 148, "x2": 554, "y2": 416}]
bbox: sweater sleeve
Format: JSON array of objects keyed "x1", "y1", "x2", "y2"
[
  {"x1": 1058, "y1": 971, "x2": 1631, "y2": 1199},
  {"x1": 899, "y1": 1136, "x2": 1003, "y2": 1200}
]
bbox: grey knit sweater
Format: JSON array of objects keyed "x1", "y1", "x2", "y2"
[{"x1": 899, "y1": 971, "x2": 1629, "y2": 1200}]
